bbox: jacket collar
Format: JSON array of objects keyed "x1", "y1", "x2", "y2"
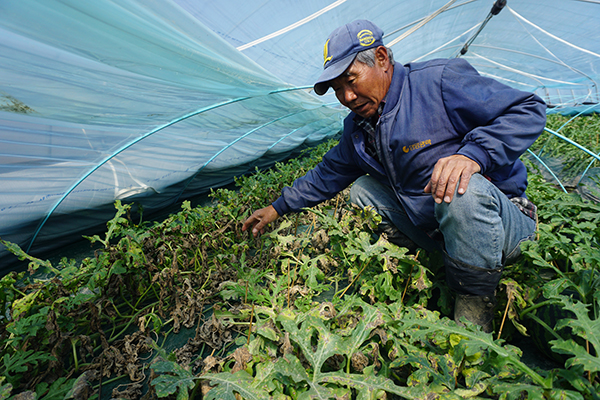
[{"x1": 381, "y1": 64, "x2": 406, "y2": 117}]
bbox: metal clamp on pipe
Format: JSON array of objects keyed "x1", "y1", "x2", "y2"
[
  {"x1": 456, "y1": 0, "x2": 508, "y2": 57},
  {"x1": 491, "y1": 0, "x2": 507, "y2": 15}
]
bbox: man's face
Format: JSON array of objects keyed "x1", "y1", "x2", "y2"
[{"x1": 329, "y1": 46, "x2": 392, "y2": 119}]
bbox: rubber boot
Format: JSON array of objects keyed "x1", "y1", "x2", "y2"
[{"x1": 454, "y1": 293, "x2": 497, "y2": 333}]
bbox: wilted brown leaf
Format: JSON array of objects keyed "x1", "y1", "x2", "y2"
[
  {"x1": 230, "y1": 346, "x2": 252, "y2": 373},
  {"x1": 351, "y1": 351, "x2": 369, "y2": 373}
]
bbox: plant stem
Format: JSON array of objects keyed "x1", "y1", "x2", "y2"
[
  {"x1": 497, "y1": 295, "x2": 512, "y2": 340},
  {"x1": 401, "y1": 262, "x2": 415, "y2": 304},
  {"x1": 337, "y1": 261, "x2": 369, "y2": 299},
  {"x1": 247, "y1": 304, "x2": 254, "y2": 346},
  {"x1": 71, "y1": 338, "x2": 79, "y2": 372},
  {"x1": 524, "y1": 313, "x2": 563, "y2": 341},
  {"x1": 92, "y1": 373, "x2": 128, "y2": 390},
  {"x1": 519, "y1": 299, "x2": 559, "y2": 319}
]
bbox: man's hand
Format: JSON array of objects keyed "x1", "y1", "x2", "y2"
[
  {"x1": 424, "y1": 155, "x2": 481, "y2": 203},
  {"x1": 242, "y1": 205, "x2": 280, "y2": 237}
]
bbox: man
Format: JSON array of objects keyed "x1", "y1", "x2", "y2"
[{"x1": 242, "y1": 20, "x2": 546, "y2": 332}]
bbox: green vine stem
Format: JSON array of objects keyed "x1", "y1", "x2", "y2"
[
  {"x1": 523, "y1": 313, "x2": 563, "y2": 341},
  {"x1": 71, "y1": 338, "x2": 80, "y2": 372},
  {"x1": 519, "y1": 299, "x2": 560, "y2": 320}
]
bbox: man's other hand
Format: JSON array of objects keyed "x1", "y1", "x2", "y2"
[
  {"x1": 242, "y1": 205, "x2": 280, "y2": 237},
  {"x1": 424, "y1": 155, "x2": 481, "y2": 203}
]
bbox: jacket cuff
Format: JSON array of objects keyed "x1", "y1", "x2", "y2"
[
  {"x1": 271, "y1": 197, "x2": 290, "y2": 216},
  {"x1": 458, "y1": 142, "x2": 490, "y2": 174}
]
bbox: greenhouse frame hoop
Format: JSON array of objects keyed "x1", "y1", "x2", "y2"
[
  {"x1": 24, "y1": 85, "x2": 336, "y2": 252},
  {"x1": 173, "y1": 100, "x2": 341, "y2": 203}
]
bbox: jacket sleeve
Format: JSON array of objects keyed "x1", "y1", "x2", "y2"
[
  {"x1": 441, "y1": 58, "x2": 547, "y2": 174},
  {"x1": 272, "y1": 123, "x2": 365, "y2": 216}
]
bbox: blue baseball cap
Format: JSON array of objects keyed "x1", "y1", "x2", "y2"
[{"x1": 314, "y1": 20, "x2": 384, "y2": 95}]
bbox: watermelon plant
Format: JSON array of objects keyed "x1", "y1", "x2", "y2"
[{"x1": 0, "y1": 113, "x2": 599, "y2": 399}]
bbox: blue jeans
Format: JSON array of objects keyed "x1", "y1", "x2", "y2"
[{"x1": 349, "y1": 174, "x2": 536, "y2": 295}]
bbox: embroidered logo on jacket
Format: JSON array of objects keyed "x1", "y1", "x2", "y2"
[{"x1": 402, "y1": 139, "x2": 432, "y2": 153}]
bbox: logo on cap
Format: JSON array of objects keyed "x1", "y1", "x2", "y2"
[
  {"x1": 357, "y1": 29, "x2": 375, "y2": 46},
  {"x1": 323, "y1": 39, "x2": 333, "y2": 66}
]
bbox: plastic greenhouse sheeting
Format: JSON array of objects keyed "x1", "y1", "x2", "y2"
[{"x1": 1, "y1": 0, "x2": 599, "y2": 272}]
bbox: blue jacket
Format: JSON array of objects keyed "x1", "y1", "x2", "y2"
[{"x1": 272, "y1": 58, "x2": 547, "y2": 230}]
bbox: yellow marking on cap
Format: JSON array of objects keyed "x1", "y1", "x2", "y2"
[
  {"x1": 323, "y1": 39, "x2": 333, "y2": 66},
  {"x1": 357, "y1": 29, "x2": 375, "y2": 46}
]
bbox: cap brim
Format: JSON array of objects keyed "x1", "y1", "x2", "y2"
[{"x1": 313, "y1": 53, "x2": 356, "y2": 95}]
